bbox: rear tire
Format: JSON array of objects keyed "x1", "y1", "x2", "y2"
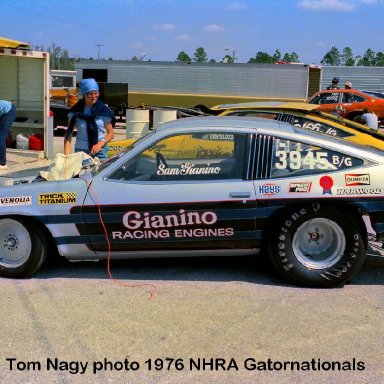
[
  {"x1": 351, "y1": 114, "x2": 363, "y2": 124},
  {"x1": 268, "y1": 204, "x2": 366, "y2": 287},
  {"x1": 0, "y1": 218, "x2": 47, "y2": 278}
]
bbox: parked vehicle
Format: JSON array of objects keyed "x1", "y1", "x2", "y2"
[
  {"x1": 107, "y1": 101, "x2": 384, "y2": 157},
  {"x1": 213, "y1": 101, "x2": 384, "y2": 150},
  {"x1": 307, "y1": 89, "x2": 384, "y2": 123},
  {"x1": 50, "y1": 70, "x2": 78, "y2": 103},
  {"x1": 1, "y1": 116, "x2": 384, "y2": 287},
  {"x1": 50, "y1": 70, "x2": 79, "y2": 132}
]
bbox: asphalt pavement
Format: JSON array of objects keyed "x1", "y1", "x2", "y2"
[{"x1": 1, "y1": 255, "x2": 384, "y2": 384}]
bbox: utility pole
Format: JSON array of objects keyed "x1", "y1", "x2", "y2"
[{"x1": 95, "y1": 44, "x2": 103, "y2": 60}]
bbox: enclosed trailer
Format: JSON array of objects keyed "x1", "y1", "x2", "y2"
[
  {"x1": 75, "y1": 60, "x2": 322, "y2": 108},
  {"x1": 0, "y1": 39, "x2": 53, "y2": 158}
]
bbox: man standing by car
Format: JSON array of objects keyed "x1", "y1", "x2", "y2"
[
  {"x1": 361, "y1": 108, "x2": 378, "y2": 130},
  {"x1": 0, "y1": 100, "x2": 16, "y2": 171},
  {"x1": 344, "y1": 81, "x2": 352, "y2": 89},
  {"x1": 327, "y1": 77, "x2": 340, "y2": 90}
]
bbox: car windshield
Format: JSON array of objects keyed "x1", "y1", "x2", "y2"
[
  {"x1": 92, "y1": 130, "x2": 158, "y2": 175},
  {"x1": 308, "y1": 92, "x2": 340, "y2": 105}
]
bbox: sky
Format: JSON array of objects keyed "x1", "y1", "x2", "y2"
[{"x1": 1, "y1": 0, "x2": 384, "y2": 64}]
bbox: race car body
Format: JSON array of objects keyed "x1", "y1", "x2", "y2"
[
  {"x1": 2, "y1": 116, "x2": 384, "y2": 287},
  {"x1": 306, "y1": 89, "x2": 384, "y2": 122},
  {"x1": 214, "y1": 101, "x2": 384, "y2": 150},
  {"x1": 108, "y1": 101, "x2": 384, "y2": 157}
]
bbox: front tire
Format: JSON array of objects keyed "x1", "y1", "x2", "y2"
[
  {"x1": 268, "y1": 204, "x2": 366, "y2": 287},
  {"x1": 0, "y1": 218, "x2": 47, "y2": 278}
]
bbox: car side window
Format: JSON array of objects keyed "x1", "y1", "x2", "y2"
[
  {"x1": 342, "y1": 93, "x2": 365, "y2": 103},
  {"x1": 270, "y1": 138, "x2": 364, "y2": 178},
  {"x1": 108, "y1": 132, "x2": 247, "y2": 182},
  {"x1": 310, "y1": 93, "x2": 339, "y2": 105}
]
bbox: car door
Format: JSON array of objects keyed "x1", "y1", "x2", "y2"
[
  {"x1": 82, "y1": 130, "x2": 257, "y2": 254},
  {"x1": 341, "y1": 92, "x2": 367, "y2": 115},
  {"x1": 316, "y1": 91, "x2": 343, "y2": 113}
]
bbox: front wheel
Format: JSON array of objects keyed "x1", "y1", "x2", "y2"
[
  {"x1": 0, "y1": 218, "x2": 47, "y2": 278},
  {"x1": 268, "y1": 204, "x2": 366, "y2": 287}
]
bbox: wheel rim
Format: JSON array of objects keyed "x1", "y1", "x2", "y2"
[
  {"x1": 0, "y1": 219, "x2": 32, "y2": 268},
  {"x1": 292, "y1": 218, "x2": 345, "y2": 269}
]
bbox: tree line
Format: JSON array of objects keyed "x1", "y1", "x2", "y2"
[
  {"x1": 32, "y1": 43, "x2": 76, "y2": 70},
  {"x1": 320, "y1": 46, "x2": 384, "y2": 66},
  {"x1": 176, "y1": 46, "x2": 384, "y2": 66},
  {"x1": 30, "y1": 43, "x2": 384, "y2": 69},
  {"x1": 175, "y1": 48, "x2": 299, "y2": 64}
]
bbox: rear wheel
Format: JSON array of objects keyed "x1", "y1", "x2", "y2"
[
  {"x1": 268, "y1": 204, "x2": 366, "y2": 287},
  {"x1": 351, "y1": 114, "x2": 363, "y2": 123},
  {"x1": 0, "y1": 218, "x2": 47, "y2": 278}
]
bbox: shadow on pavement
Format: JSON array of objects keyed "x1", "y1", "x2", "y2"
[{"x1": 34, "y1": 252, "x2": 384, "y2": 287}]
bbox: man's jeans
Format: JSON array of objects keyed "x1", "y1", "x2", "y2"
[{"x1": 0, "y1": 104, "x2": 16, "y2": 165}]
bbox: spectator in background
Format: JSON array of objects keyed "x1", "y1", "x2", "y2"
[
  {"x1": 0, "y1": 100, "x2": 16, "y2": 171},
  {"x1": 361, "y1": 108, "x2": 378, "y2": 130},
  {"x1": 327, "y1": 77, "x2": 340, "y2": 90},
  {"x1": 344, "y1": 81, "x2": 352, "y2": 89}
]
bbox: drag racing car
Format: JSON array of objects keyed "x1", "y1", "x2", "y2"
[
  {"x1": 107, "y1": 101, "x2": 384, "y2": 157},
  {"x1": 214, "y1": 101, "x2": 384, "y2": 149},
  {"x1": 307, "y1": 89, "x2": 384, "y2": 123},
  {"x1": 1, "y1": 116, "x2": 384, "y2": 287}
]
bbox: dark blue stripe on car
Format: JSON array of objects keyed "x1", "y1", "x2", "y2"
[
  {"x1": 37, "y1": 213, "x2": 85, "y2": 224},
  {"x1": 54, "y1": 235, "x2": 92, "y2": 245}
]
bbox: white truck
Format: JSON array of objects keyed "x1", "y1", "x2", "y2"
[
  {"x1": 0, "y1": 41, "x2": 53, "y2": 158},
  {"x1": 50, "y1": 69, "x2": 77, "y2": 102}
]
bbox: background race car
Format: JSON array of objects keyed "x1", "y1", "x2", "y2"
[
  {"x1": 307, "y1": 89, "x2": 384, "y2": 124},
  {"x1": 215, "y1": 101, "x2": 384, "y2": 150}
]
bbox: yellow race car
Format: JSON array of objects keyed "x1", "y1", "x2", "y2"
[
  {"x1": 108, "y1": 101, "x2": 384, "y2": 157},
  {"x1": 108, "y1": 132, "x2": 235, "y2": 159},
  {"x1": 108, "y1": 140, "x2": 136, "y2": 157},
  {"x1": 213, "y1": 101, "x2": 384, "y2": 150}
]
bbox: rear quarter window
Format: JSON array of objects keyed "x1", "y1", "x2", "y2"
[{"x1": 271, "y1": 138, "x2": 365, "y2": 178}]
